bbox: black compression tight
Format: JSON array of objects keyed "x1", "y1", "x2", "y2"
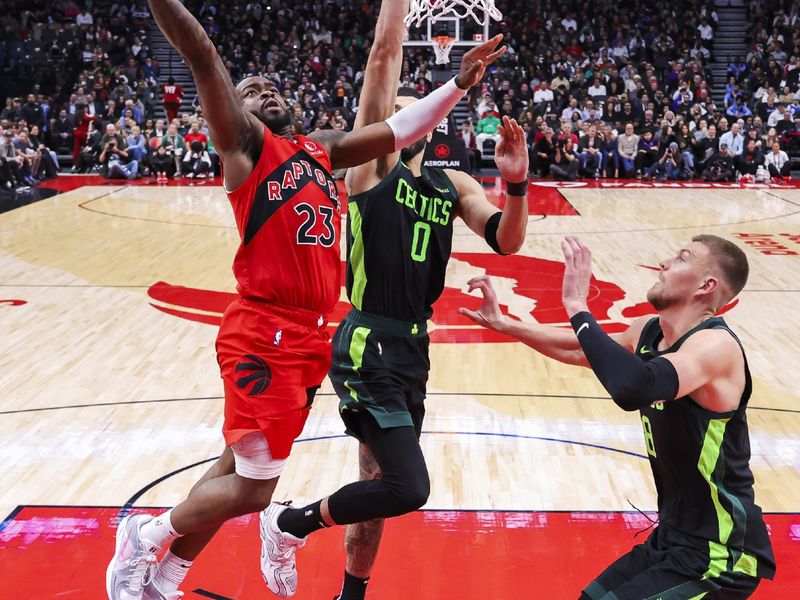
[{"x1": 326, "y1": 421, "x2": 430, "y2": 524}]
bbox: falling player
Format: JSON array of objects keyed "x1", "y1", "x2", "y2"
[{"x1": 105, "y1": 1, "x2": 508, "y2": 599}]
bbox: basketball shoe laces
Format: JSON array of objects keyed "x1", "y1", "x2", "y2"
[{"x1": 128, "y1": 553, "x2": 158, "y2": 593}]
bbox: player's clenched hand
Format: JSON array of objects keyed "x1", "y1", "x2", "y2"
[
  {"x1": 495, "y1": 116, "x2": 529, "y2": 184},
  {"x1": 455, "y1": 34, "x2": 506, "y2": 89},
  {"x1": 561, "y1": 236, "x2": 592, "y2": 317},
  {"x1": 458, "y1": 275, "x2": 506, "y2": 330}
]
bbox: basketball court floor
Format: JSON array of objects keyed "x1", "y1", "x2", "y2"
[{"x1": 1, "y1": 175, "x2": 798, "y2": 599}]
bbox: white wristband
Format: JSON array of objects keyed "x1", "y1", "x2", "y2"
[{"x1": 385, "y1": 77, "x2": 467, "y2": 151}]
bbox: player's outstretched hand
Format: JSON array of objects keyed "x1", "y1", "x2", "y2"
[
  {"x1": 455, "y1": 34, "x2": 507, "y2": 89},
  {"x1": 495, "y1": 116, "x2": 529, "y2": 184},
  {"x1": 561, "y1": 236, "x2": 593, "y2": 317},
  {"x1": 458, "y1": 275, "x2": 506, "y2": 330}
]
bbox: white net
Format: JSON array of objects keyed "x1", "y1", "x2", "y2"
[
  {"x1": 431, "y1": 36, "x2": 457, "y2": 64},
  {"x1": 404, "y1": 0, "x2": 503, "y2": 28}
]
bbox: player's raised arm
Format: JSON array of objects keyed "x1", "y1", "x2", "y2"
[
  {"x1": 148, "y1": 0, "x2": 260, "y2": 182},
  {"x1": 311, "y1": 35, "x2": 506, "y2": 171},
  {"x1": 458, "y1": 274, "x2": 646, "y2": 366},
  {"x1": 354, "y1": 0, "x2": 408, "y2": 130},
  {"x1": 346, "y1": 0, "x2": 409, "y2": 189},
  {"x1": 450, "y1": 116, "x2": 530, "y2": 255}
]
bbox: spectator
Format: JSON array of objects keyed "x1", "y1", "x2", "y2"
[
  {"x1": 649, "y1": 142, "x2": 687, "y2": 181},
  {"x1": 0, "y1": 130, "x2": 35, "y2": 186},
  {"x1": 457, "y1": 121, "x2": 481, "y2": 175},
  {"x1": 74, "y1": 120, "x2": 102, "y2": 173},
  {"x1": 578, "y1": 124, "x2": 603, "y2": 177},
  {"x1": 587, "y1": 78, "x2": 607, "y2": 101},
  {"x1": 182, "y1": 141, "x2": 212, "y2": 179},
  {"x1": 702, "y1": 142, "x2": 736, "y2": 182},
  {"x1": 126, "y1": 125, "x2": 148, "y2": 164},
  {"x1": 719, "y1": 122, "x2": 745, "y2": 156},
  {"x1": 475, "y1": 110, "x2": 502, "y2": 157},
  {"x1": 99, "y1": 123, "x2": 139, "y2": 180},
  {"x1": 161, "y1": 77, "x2": 184, "y2": 124},
  {"x1": 76, "y1": 7, "x2": 93, "y2": 26},
  {"x1": 735, "y1": 139, "x2": 764, "y2": 179},
  {"x1": 51, "y1": 109, "x2": 74, "y2": 154},
  {"x1": 533, "y1": 81, "x2": 554, "y2": 107},
  {"x1": 764, "y1": 141, "x2": 791, "y2": 181},
  {"x1": 635, "y1": 129, "x2": 659, "y2": 177},
  {"x1": 550, "y1": 137, "x2": 580, "y2": 181},
  {"x1": 599, "y1": 125, "x2": 619, "y2": 178},
  {"x1": 146, "y1": 144, "x2": 177, "y2": 181},
  {"x1": 775, "y1": 110, "x2": 795, "y2": 136},
  {"x1": 532, "y1": 127, "x2": 556, "y2": 177},
  {"x1": 617, "y1": 122, "x2": 639, "y2": 177},
  {"x1": 183, "y1": 121, "x2": 208, "y2": 152},
  {"x1": 21, "y1": 94, "x2": 45, "y2": 130},
  {"x1": 13, "y1": 131, "x2": 42, "y2": 180},
  {"x1": 28, "y1": 125, "x2": 58, "y2": 179},
  {"x1": 695, "y1": 123, "x2": 719, "y2": 171},
  {"x1": 726, "y1": 96, "x2": 752, "y2": 118},
  {"x1": 152, "y1": 119, "x2": 168, "y2": 142},
  {"x1": 160, "y1": 123, "x2": 185, "y2": 175}
]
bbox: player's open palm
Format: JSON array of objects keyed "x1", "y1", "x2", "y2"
[
  {"x1": 457, "y1": 34, "x2": 507, "y2": 89},
  {"x1": 495, "y1": 116, "x2": 529, "y2": 183},
  {"x1": 561, "y1": 236, "x2": 593, "y2": 316},
  {"x1": 458, "y1": 275, "x2": 505, "y2": 330}
]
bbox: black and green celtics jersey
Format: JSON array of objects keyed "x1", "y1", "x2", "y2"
[
  {"x1": 345, "y1": 161, "x2": 459, "y2": 321},
  {"x1": 637, "y1": 317, "x2": 776, "y2": 579}
]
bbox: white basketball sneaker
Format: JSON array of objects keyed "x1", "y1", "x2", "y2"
[
  {"x1": 143, "y1": 579, "x2": 184, "y2": 600},
  {"x1": 259, "y1": 502, "x2": 306, "y2": 597},
  {"x1": 106, "y1": 514, "x2": 159, "y2": 600}
]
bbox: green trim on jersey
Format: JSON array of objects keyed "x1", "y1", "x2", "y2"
[
  {"x1": 343, "y1": 326, "x2": 370, "y2": 402},
  {"x1": 698, "y1": 418, "x2": 734, "y2": 545},
  {"x1": 348, "y1": 202, "x2": 367, "y2": 310}
]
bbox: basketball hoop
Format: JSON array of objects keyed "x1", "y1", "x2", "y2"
[
  {"x1": 404, "y1": 0, "x2": 503, "y2": 28},
  {"x1": 432, "y1": 35, "x2": 457, "y2": 65}
]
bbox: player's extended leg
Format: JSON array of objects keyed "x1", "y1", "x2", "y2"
[
  {"x1": 336, "y1": 443, "x2": 386, "y2": 600},
  {"x1": 108, "y1": 432, "x2": 284, "y2": 600},
  {"x1": 144, "y1": 447, "x2": 235, "y2": 598}
]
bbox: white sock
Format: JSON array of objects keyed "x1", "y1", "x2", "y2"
[
  {"x1": 154, "y1": 549, "x2": 193, "y2": 594},
  {"x1": 139, "y1": 509, "x2": 181, "y2": 552}
]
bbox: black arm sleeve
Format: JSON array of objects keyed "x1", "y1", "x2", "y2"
[
  {"x1": 570, "y1": 311, "x2": 680, "y2": 411},
  {"x1": 484, "y1": 211, "x2": 507, "y2": 255}
]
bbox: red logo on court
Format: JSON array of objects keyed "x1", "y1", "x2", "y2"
[
  {"x1": 147, "y1": 254, "x2": 741, "y2": 343},
  {"x1": 434, "y1": 144, "x2": 451, "y2": 159},
  {"x1": 0, "y1": 299, "x2": 27, "y2": 307}
]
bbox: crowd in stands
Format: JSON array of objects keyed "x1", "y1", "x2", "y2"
[
  {"x1": 1, "y1": 0, "x2": 799, "y2": 191},
  {"x1": 460, "y1": 0, "x2": 800, "y2": 181}
]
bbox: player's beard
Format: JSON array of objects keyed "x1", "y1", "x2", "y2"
[
  {"x1": 255, "y1": 108, "x2": 292, "y2": 135},
  {"x1": 401, "y1": 138, "x2": 426, "y2": 163},
  {"x1": 646, "y1": 284, "x2": 676, "y2": 311}
]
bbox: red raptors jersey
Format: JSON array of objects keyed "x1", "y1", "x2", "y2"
[
  {"x1": 161, "y1": 84, "x2": 183, "y2": 104},
  {"x1": 225, "y1": 127, "x2": 341, "y2": 314}
]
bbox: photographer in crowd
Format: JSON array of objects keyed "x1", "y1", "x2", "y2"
[{"x1": 99, "y1": 123, "x2": 139, "y2": 180}]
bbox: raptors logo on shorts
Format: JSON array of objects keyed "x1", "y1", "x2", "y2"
[{"x1": 235, "y1": 354, "x2": 272, "y2": 396}]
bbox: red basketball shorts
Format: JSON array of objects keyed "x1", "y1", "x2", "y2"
[{"x1": 216, "y1": 298, "x2": 332, "y2": 459}]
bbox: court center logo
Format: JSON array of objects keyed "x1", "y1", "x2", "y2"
[
  {"x1": 235, "y1": 354, "x2": 272, "y2": 396},
  {"x1": 147, "y1": 258, "x2": 737, "y2": 344}
]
